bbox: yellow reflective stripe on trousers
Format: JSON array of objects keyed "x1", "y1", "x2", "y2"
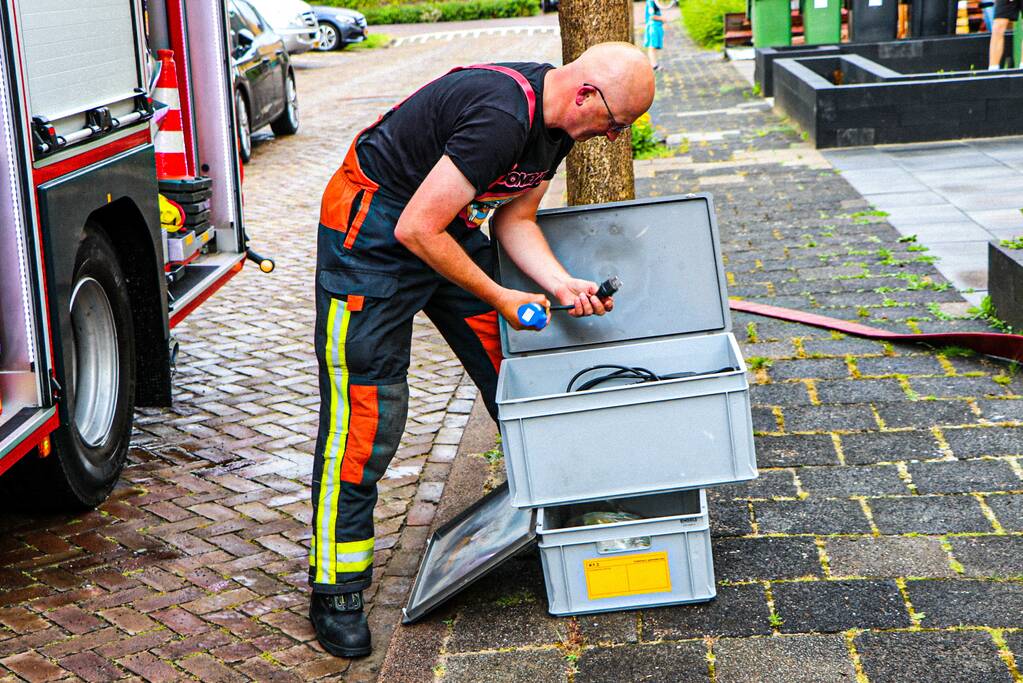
[
  {"x1": 309, "y1": 537, "x2": 374, "y2": 571},
  {"x1": 314, "y1": 298, "x2": 352, "y2": 584}
]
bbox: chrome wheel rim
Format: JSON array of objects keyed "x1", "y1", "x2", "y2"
[
  {"x1": 317, "y1": 23, "x2": 338, "y2": 50},
  {"x1": 70, "y1": 277, "x2": 119, "y2": 451},
  {"x1": 237, "y1": 93, "x2": 251, "y2": 157},
  {"x1": 286, "y1": 74, "x2": 299, "y2": 127}
]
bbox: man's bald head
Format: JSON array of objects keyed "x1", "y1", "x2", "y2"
[{"x1": 544, "y1": 41, "x2": 656, "y2": 141}]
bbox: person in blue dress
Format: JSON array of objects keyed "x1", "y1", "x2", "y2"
[{"x1": 644, "y1": 0, "x2": 665, "y2": 70}]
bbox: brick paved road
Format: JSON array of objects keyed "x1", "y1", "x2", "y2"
[
  {"x1": 0, "y1": 31, "x2": 560, "y2": 682},
  {"x1": 380, "y1": 17, "x2": 1023, "y2": 683}
]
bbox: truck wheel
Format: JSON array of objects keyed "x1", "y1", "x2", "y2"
[
  {"x1": 270, "y1": 71, "x2": 299, "y2": 136},
  {"x1": 237, "y1": 90, "x2": 253, "y2": 163},
  {"x1": 3, "y1": 227, "x2": 137, "y2": 510}
]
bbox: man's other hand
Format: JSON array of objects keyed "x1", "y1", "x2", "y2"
[{"x1": 554, "y1": 278, "x2": 614, "y2": 318}]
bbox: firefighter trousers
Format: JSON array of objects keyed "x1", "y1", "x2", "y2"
[{"x1": 310, "y1": 152, "x2": 503, "y2": 594}]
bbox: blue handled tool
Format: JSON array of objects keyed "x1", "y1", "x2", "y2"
[{"x1": 515, "y1": 276, "x2": 622, "y2": 331}]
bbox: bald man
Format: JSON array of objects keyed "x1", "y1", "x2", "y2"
[{"x1": 309, "y1": 42, "x2": 655, "y2": 658}]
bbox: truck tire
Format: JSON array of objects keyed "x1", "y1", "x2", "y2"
[
  {"x1": 3, "y1": 227, "x2": 136, "y2": 510},
  {"x1": 270, "y1": 71, "x2": 300, "y2": 137}
]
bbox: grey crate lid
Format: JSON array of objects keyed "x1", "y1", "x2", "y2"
[
  {"x1": 402, "y1": 482, "x2": 536, "y2": 624},
  {"x1": 497, "y1": 194, "x2": 731, "y2": 357}
]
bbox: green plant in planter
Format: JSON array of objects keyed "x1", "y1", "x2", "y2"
[
  {"x1": 1000, "y1": 236, "x2": 1023, "y2": 250},
  {"x1": 631, "y1": 113, "x2": 673, "y2": 159}
]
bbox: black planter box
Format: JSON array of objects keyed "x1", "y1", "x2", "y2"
[
  {"x1": 772, "y1": 45, "x2": 1023, "y2": 148},
  {"x1": 756, "y1": 33, "x2": 1011, "y2": 97},
  {"x1": 989, "y1": 241, "x2": 1023, "y2": 333}
]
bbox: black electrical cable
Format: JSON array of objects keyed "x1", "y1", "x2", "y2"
[{"x1": 566, "y1": 364, "x2": 740, "y2": 392}]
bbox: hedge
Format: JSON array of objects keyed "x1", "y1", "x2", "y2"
[
  {"x1": 316, "y1": 0, "x2": 539, "y2": 24},
  {"x1": 679, "y1": 0, "x2": 745, "y2": 49}
]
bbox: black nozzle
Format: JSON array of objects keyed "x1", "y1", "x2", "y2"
[{"x1": 596, "y1": 276, "x2": 622, "y2": 299}]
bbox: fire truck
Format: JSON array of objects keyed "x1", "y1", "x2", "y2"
[{"x1": 0, "y1": 0, "x2": 271, "y2": 509}]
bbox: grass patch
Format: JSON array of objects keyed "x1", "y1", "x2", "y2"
[
  {"x1": 346, "y1": 33, "x2": 392, "y2": 50},
  {"x1": 1000, "y1": 235, "x2": 1023, "y2": 250},
  {"x1": 631, "y1": 113, "x2": 674, "y2": 159},
  {"x1": 748, "y1": 356, "x2": 773, "y2": 370},
  {"x1": 322, "y1": 0, "x2": 539, "y2": 24},
  {"x1": 968, "y1": 295, "x2": 1014, "y2": 333}
]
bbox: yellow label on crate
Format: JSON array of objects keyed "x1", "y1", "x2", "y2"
[
  {"x1": 184, "y1": 234, "x2": 194, "y2": 245},
  {"x1": 583, "y1": 551, "x2": 671, "y2": 600}
]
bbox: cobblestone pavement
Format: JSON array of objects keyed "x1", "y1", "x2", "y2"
[
  {"x1": 0, "y1": 32, "x2": 560, "y2": 683},
  {"x1": 380, "y1": 18, "x2": 1023, "y2": 683}
]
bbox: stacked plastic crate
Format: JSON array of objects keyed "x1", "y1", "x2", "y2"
[{"x1": 160, "y1": 177, "x2": 215, "y2": 269}]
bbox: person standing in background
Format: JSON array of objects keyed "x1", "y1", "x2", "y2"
[
  {"x1": 644, "y1": 0, "x2": 665, "y2": 70},
  {"x1": 989, "y1": 0, "x2": 1019, "y2": 69}
]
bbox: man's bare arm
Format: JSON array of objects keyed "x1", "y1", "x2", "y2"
[
  {"x1": 393, "y1": 155, "x2": 547, "y2": 329},
  {"x1": 492, "y1": 183, "x2": 611, "y2": 317}
]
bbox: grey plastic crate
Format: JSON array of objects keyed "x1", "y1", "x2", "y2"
[
  {"x1": 537, "y1": 489, "x2": 714, "y2": 616},
  {"x1": 495, "y1": 195, "x2": 758, "y2": 509}
]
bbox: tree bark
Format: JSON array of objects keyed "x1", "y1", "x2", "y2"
[{"x1": 558, "y1": 0, "x2": 635, "y2": 206}]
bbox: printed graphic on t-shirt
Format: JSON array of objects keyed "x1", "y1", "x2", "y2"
[{"x1": 459, "y1": 167, "x2": 550, "y2": 227}]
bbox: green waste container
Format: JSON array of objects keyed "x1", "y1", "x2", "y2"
[
  {"x1": 801, "y1": 0, "x2": 842, "y2": 44},
  {"x1": 752, "y1": 0, "x2": 792, "y2": 47}
]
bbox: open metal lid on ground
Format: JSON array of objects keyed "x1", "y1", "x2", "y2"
[
  {"x1": 496, "y1": 194, "x2": 731, "y2": 357},
  {"x1": 402, "y1": 482, "x2": 536, "y2": 624}
]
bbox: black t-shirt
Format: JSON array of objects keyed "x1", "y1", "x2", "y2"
[{"x1": 356, "y1": 62, "x2": 574, "y2": 228}]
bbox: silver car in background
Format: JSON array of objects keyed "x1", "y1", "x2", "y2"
[{"x1": 246, "y1": 0, "x2": 319, "y2": 54}]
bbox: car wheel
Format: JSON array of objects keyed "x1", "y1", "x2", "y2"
[
  {"x1": 270, "y1": 70, "x2": 300, "y2": 136},
  {"x1": 316, "y1": 21, "x2": 340, "y2": 51},
  {"x1": 236, "y1": 90, "x2": 252, "y2": 163},
  {"x1": 1, "y1": 227, "x2": 135, "y2": 510}
]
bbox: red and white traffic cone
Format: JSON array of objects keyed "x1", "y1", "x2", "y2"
[{"x1": 154, "y1": 49, "x2": 189, "y2": 179}]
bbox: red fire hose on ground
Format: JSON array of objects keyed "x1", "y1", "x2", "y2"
[{"x1": 729, "y1": 300, "x2": 1023, "y2": 363}]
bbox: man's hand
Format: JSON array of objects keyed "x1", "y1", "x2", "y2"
[
  {"x1": 495, "y1": 288, "x2": 550, "y2": 331},
  {"x1": 553, "y1": 278, "x2": 614, "y2": 318}
]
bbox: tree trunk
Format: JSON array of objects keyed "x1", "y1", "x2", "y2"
[{"x1": 558, "y1": 0, "x2": 635, "y2": 206}]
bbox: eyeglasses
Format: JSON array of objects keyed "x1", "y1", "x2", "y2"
[{"x1": 583, "y1": 82, "x2": 629, "y2": 134}]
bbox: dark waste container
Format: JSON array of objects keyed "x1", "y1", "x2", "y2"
[
  {"x1": 800, "y1": 0, "x2": 842, "y2": 44},
  {"x1": 752, "y1": 0, "x2": 792, "y2": 47},
  {"x1": 850, "y1": 0, "x2": 899, "y2": 42},
  {"x1": 909, "y1": 0, "x2": 956, "y2": 36}
]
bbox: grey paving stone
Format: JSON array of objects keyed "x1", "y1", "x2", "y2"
[
  {"x1": 750, "y1": 382, "x2": 812, "y2": 407},
  {"x1": 855, "y1": 355, "x2": 946, "y2": 377},
  {"x1": 781, "y1": 405, "x2": 880, "y2": 433},
  {"x1": 442, "y1": 650, "x2": 569, "y2": 683},
  {"x1": 713, "y1": 537, "x2": 823, "y2": 582},
  {"x1": 986, "y1": 493, "x2": 1023, "y2": 531},
  {"x1": 906, "y1": 579, "x2": 1023, "y2": 628},
  {"x1": 713, "y1": 470, "x2": 799, "y2": 500},
  {"x1": 826, "y1": 535, "x2": 956, "y2": 578},
  {"x1": 641, "y1": 584, "x2": 771, "y2": 640},
  {"x1": 949, "y1": 536, "x2": 1023, "y2": 578},
  {"x1": 446, "y1": 599, "x2": 564, "y2": 653},
  {"x1": 910, "y1": 376, "x2": 1008, "y2": 400},
  {"x1": 798, "y1": 465, "x2": 910, "y2": 497},
  {"x1": 874, "y1": 400, "x2": 980, "y2": 429},
  {"x1": 801, "y1": 337, "x2": 889, "y2": 357},
  {"x1": 753, "y1": 498, "x2": 872, "y2": 535},
  {"x1": 752, "y1": 407, "x2": 782, "y2": 433},
  {"x1": 709, "y1": 498, "x2": 753, "y2": 537},
  {"x1": 573, "y1": 611, "x2": 638, "y2": 646},
  {"x1": 767, "y1": 359, "x2": 852, "y2": 382},
  {"x1": 977, "y1": 399, "x2": 1023, "y2": 423},
  {"x1": 713, "y1": 634, "x2": 857, "y2": 683},
  {"x1": 574, "y1": 641, "x2": 709, "y2": 683},
  {"x1": 855, "y1": 630, "x2": 1013, "y2": 683},
  {"x1": 906, "y1": 459, "x2": 1023, "y2": 494},
  {"x1": 754, "y1": 434, "x2": 839, "y2": 467},
  {"x1": 868, "y1": 496, "x2": 995, "y2": 534},
  {"x1": 814, "y1": 379, "x2": 908, "y2": 405},
  {"x1": 840, "y1": 430, "x2": 943, "y2": 465},
  {"x1": 772, "y1": 579, "x2": 911, "y2": 633},
  {"x1": 943, "y1": 426, "x2": 1023, "y2": 458}
]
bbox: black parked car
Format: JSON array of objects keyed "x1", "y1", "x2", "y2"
[
  {"x1": 312, "y1": 5, "x2": 368, "y2": 51},
  {"x1": 229, "y1": 0, "x2": 300, "y2": 162}
]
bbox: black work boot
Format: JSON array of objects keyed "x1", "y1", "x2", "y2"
[{"x1": 309, "y1": 591, "x2": 371, "y2": 658}]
